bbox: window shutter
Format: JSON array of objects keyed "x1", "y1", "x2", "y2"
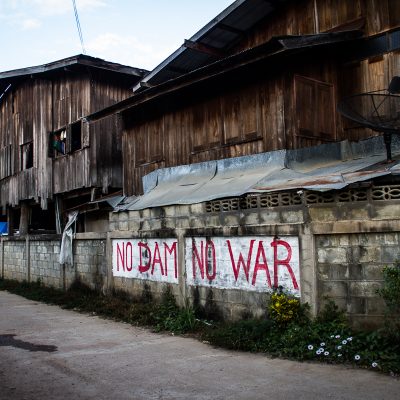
[{"x1": 65, "y1": 124, "x2": 72, "y2": 153}]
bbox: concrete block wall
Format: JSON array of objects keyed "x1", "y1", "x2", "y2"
[
  {"x1": 2, "y1": 239, "x2": 27, "y2": 282},
  {"x1": 109, "y1": 204, "x2": 311, "y2": 321},
  {"x1": 108, "y1": 195, "x2": 400, "y2": 326},
  {"x1": 30, "y1": 239, "x2": 61, "y2": 287},
  {"x1": 1, "y1": 234, "x2": 107, "y2": 292},
  {"x1": 68, "y1": 238, "x2": 107, "y2": 291},
  {"x1": 1, "y1": 189, "x2": 400, "y2": 328},
  {"x1": 316, "y1": 232, "x2": 399, "y2": 329}
]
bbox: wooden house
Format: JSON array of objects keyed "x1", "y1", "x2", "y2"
[
  {"x1": 88, "y1": 0, "x2": 400, "y2": 197},
  {"x1": 0, "y1": 55, "x2": 146, "y2": 234}
]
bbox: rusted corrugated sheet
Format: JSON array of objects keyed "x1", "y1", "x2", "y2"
[{"x1": 117, "y1": 135, "x2": 400, "y2": 211}]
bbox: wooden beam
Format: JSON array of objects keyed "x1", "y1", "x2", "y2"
[
  {"x1": 166, "y1": 65, "x2": 190, "y2": 75},
  {"x1": 183, "y1": 40, "x2": 225, "y2": 58},
  {"x1": 216, "y1": 23, "x2": 244, "y2": 36},
  {"x1": 140, "y1": 81, "x2": 153, "y2": 88}
]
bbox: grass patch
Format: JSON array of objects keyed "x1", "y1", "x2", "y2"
[{"x1": 1, "y1": 278, "x2": 399, "y2": 376}]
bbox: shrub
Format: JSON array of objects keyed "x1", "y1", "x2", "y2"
[{"x1": 377, "y1": 264, "x2": 400, "y2": 316}]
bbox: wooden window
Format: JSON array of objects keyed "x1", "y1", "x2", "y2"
[
  {"x1": 49, "y1": 120, "x2": 89, "y2": 157},
  {"x1": 191, "y1": 98, "x2": 222, "y2": 153},
  {"x1": 222, "y1": 87, "x2": 260, "y2": 145},
  {"x1": 0, "y1": 145, "x2": 12, "y2": 179},
  {"x1": 295, "y1": 75, "x2": 336, "y2": 147},
  {"x1": 20, "y1": 141, "x2": 33, "y2": 170},
  {"x1": 70, "y1": 120, "x2": 82, "y2": 152},
  {"x1": 134, "y1": 119, "x2": 164, "y2": 167},
  {"x1": 50, "y1": 129, "x2": 67, "y2": 156}
]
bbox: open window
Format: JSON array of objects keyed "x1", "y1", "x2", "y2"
[
  {"x1": 70, "y1": 120, "x2": 82, "y2": 152},
  {"x1": 49, "y1": 119, "x2": 88, "y2": 157},
  {"x1": 50, "y1": 129, "x2": 67, "y2": 156},
  {"x1": 20, "y1": 141, "x2": 33, "y2": 170}
]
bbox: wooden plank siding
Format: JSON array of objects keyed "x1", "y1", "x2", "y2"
[
  {"x1": 0, "y1": 64, "x2": 141, "y2": 211},
  {"x1": 233, "y1": 0, "x2": 400, "y2": 55},
  {"x1": 121, "y1": 0, "x2": 400, "y2": 196}
]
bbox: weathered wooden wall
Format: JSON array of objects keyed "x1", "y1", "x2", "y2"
[
  {"x1": 122, "y1": 0, "x2": 400, "y2": 196},
  {"x1": 0, "y1": 67, "x2": 135, "y2": 209},
  {"x1": 52, "y1": 70, "x2": 131, "y2": 194},
  {"x1": 234, "y1": 0, "x2": 400, "y2": 53}
]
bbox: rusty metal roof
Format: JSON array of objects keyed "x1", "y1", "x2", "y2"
[{"x1": 116, "y1": 135, "x2": 400, "y2": 211}]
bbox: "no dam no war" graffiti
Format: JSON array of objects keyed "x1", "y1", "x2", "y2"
[{"x1": 112, "y1": 236, "x2": 300, "y2": 296}]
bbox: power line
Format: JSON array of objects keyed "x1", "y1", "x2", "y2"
[{"x1": 72, "y1": 0, "x2": 86, "y2": 55}]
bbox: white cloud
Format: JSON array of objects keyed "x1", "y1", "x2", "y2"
[
  {"x1": 87, "y1": 33, "x2": 152, "y2": 54},
  {"x1": 30, "y1": 0, "x2": 107, "y2": 16},
  {"x1": 86, "y1": 32, "x2": 174, "y2": 69},
  {"x1": 21, "y1": 18, "x2": 41, "y2": 30}
]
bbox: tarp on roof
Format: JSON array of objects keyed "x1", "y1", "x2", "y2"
[{"x1": 118, "y1": 135, "x2": 400, "y2": 211}]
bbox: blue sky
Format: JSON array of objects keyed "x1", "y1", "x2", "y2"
[{"x1": 0, "y1": 0, "x2": 233, "y2": 72}]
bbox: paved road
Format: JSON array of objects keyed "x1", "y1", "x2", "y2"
[{"x1": 0, "y1": 291, "x2": 399, "y2": 400}]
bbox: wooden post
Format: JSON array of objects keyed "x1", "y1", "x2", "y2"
[
  {"x1": 25, "y1": 235, "x2": 30, "y2": 283},
  {"x1": 19, "y1": 203, "x2": 30, "y2": 235},
  {"x1": 106, "y1": 231, "x2": 114, "y2": 294},
  {"x1": 7, "y1": 207, "x2": 14, "y2": 237},
  {"x1": 1, "y1": 238, "x2": 4, "y2": 279}
]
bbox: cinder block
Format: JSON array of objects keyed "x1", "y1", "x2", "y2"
[
  {"x1": 243, "y1": 212, "x2": 260, "y2": 226},
  {"x1": 359, "y1": 246, "x2": 381, "y2": 263},
  {"x1": 190, "y1": 203, "x2": 204, "y2": 214},
  {"x1": 309, "y1": 207, "x2": 337, "y2": 222},
  {"x1": 118, "y1": 221, "x2": 129, "y2": 231},
  {"x1": 259, "y1": 209, "x2": 281, "y2": 224},
  {"x1": 317, "y1": 264, "x2": 330, "y2": 280},
  {"x1": 349, "y1": 281, "x2": 381, "y2": 298},
  {"x1": 339, "y1": 235, "x2": 350, "y2": 246},
  {"x1": 317, "y1": 247, "x2": 348, "y2": 264},
  {"x1": 381, "y1": 246, "x2": 400, "y2": 263},
  {"x1": 383, "y1": 233, "x2": 399, "y2": 245},
  {"x1": 362, "y1": 264, "x2": 384, "y2": 280},
  {"x1": 221, "y1": 214, "x2": 241, "y2": 227},
  {"x1": 366, "y1": 297, "x2": 387, "y2": 314},
  {"x1": 176, "y1": 205, "x2": 190, "y2": 217},
  {"x1": 374, "y1": 204, "x2": 400, "y2": 219},
  {"x1": 348, "y1": 264, "x2": 362, "y2": 280},
  {"x1": 281, "y1": 210, "x2": 303, "y2": 224},
  {"x1": 318, "y1": 281, "x2": 348, "y2": 298},
  {"x1": 346, "y1": 297, "x2": 366, "y2": 314},
  {"x1": 330, "y1": 264, "x2": 350, "y2": 280}
]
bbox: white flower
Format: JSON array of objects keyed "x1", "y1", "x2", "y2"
[
  {"x1": 342, "y1": 340, "x2": 348, "y2": 345},
  {"x1": 330, "y1": 335, "x2": 334, "y2": 338},
  {"x1": 316, "y1": 350, "x2": 322, "y2": 355},
  {"x1": 337, "y1": 345, "x2": 342, "y2": 350},
  {"x1": 308, "y1": 345, "x2": 314, "y2": 350},
  {"x1": 354, "y1": 355, "x2": 361, "y2": 361},
  {"x1": 324, "y1": 351, "x2": 329, "y2": 356},
  {"x1": 320, "y1": 342, "x2": 326, "y2": 347},
  {"x1": 372, "y1": 362, "x2": 378, "y2": 368},
  {"x1": 337, "y1": 353, "x2": 342, "y2": 357},
  {"x1": 347, "y1": 337, "x2": 353, "y2": 341},
  {"x1": 318, "y1": 348, "x2": 324, "y2": 353},
  {"x1": 335, "y1": 335, "x2": 341, "y2": 339}
]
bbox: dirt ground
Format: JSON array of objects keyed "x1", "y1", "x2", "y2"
[{"x1": 0, "y1": 291, "x2": 398, "y2": 400}]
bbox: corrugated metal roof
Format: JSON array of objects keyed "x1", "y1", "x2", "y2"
[
  {"x1": 0, "y1": 54, "x2": 147, "y2": 80},
  {"x1": 132, "y1": 0, "x2": 288, "y2": 91},
  {"x1": 0, "y1": 54, "x2": 148, "y2": 100},
  {"x1": 116, "y1": 135, "x2": 400, "y2": 211}
]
